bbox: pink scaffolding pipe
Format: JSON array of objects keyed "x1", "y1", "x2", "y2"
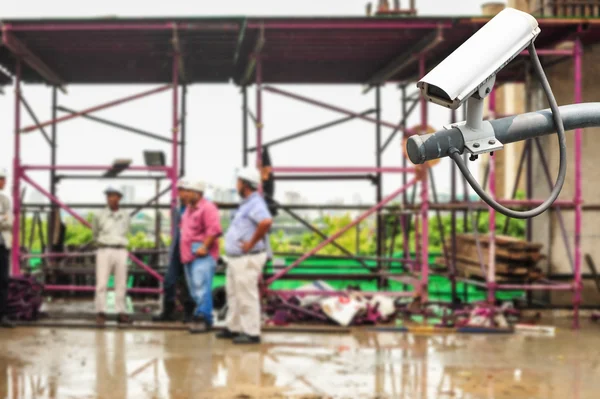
[
  {"x1": 246, "y1": 22, "x2": 452, "y2": 30},
  {"x1": 263, "y1": 86, "x2": 399, "y2": 129},
  {"x1": 459, "y1": 37, "x2": 584, "y2": 328},
  {"x1": 573, "y1": 36, "x2": 583, "y2": 329},
  {"x1": 419, "y1": 54, "x2": 429, "y2": 301},
  {"x1": 20, "y1": 173, "x2": 164, "y2": 283},
  {"x1": 4, "y1": 22, "x2": 239, "y2": 32},
  {"x1": 22, "y1": 165, "x2": 170, "y2": 172},
  {"x1": 495, "y1": 284, "x2": 573, "y2": 291},
  {"x1": 11, "y1": 61, "x2": 22, "y2": 276},
  {"x1": 266, "y1": 289, "x2": 416, "y2": 298},
  {"x1": 271, "y1": 167, "x2": 415, "y2": 174},
  {"x1": 20, "y1": 84, "x2": 172, "y2": 134},
  {"x1": 265, "y1": 177, "x2": 419, "y2": 286},
  {"x1": 21, "y1": 248, "x2": 168, "y2": 259},
  {"x1": 487, "y1": 90, "x2": 497, "y2": 304},
  {"x1": 43, "y1": 285, "x2": 162, "y2": 294}
]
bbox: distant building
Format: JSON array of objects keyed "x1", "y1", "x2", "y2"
[{"x1": 120, "y1": 185, "x2": 135, "y2": 204}]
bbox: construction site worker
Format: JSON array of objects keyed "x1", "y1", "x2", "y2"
[
  {"x1": 179, "y1": 179, "x2": 222, "y2": 333},
  {"x1": 153, "y1": 177, "x2": 194, "y2": 323},
  {"x1": 92, "y1": 187, "x2": 132, "y2": 326},
  {"x1": 0, "y1": 169, "x2": 15, "y2": 328},
  {"x1": 218, "y1": 167, "x2": 273, "y2": 345}
]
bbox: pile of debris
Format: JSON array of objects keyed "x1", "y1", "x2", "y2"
[
  {"x1": 6, "y1": 275, "x2": 44, "y2": 321},
  {"x1": 439, "y1": 234, "x2": 544, "y2": 282},
  {"x1": 264, "y1": 281, "x2": 403, "y2": 327}
]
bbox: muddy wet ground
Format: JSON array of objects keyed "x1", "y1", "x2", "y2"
[{"x1": 0, "y1": 319, "x2": 599, "y2": 398}]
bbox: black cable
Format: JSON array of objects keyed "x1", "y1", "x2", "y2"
[{"x1": 449, "y1": 42, "x2": 567, "y2": 219}]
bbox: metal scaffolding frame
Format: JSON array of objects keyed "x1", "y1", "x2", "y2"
[{"x1": 0, "y1": 15, "x2": 593, "y2": 326}]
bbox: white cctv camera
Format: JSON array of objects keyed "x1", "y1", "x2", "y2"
[
  {"x1": 417, "y1": 8, "x2": 540, "y2": 156},
  {"x1": 417, "y1": 8, "x2": 540, "y2": 110}
]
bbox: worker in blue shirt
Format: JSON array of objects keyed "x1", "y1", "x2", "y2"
[
  {"x1": 153, "y1": 178, "x2": 194, "y2": 322},
  {"x1": 217, "y1": 167, "x2": 273, "y2": 344}
]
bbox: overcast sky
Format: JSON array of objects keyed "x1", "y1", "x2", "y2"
[{"x1": 0, "y1": 0, "x2": 496, "y2": 206}]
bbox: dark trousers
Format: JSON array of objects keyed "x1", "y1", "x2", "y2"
[
  {"x1": 163, "y1": 240, "x2": 192, "y2": 309},
  {"x1": 0, "y1": 246, "x2": 8, "y2": 316}
]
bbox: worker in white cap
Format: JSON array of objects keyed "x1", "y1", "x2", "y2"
[
  {"x1": 153, "y1": 177, "x2": 194, "y2": 323},
  {"x1": 0, "y1": 169, "x2": 15, "y2": 328},
  {"x1": 218, "y1": 167, "x2": 272, "y2": 344},
  {"x1": 178, "y1": 178, "x2": 222, "y2": 333},
  {"x1": 92, "y1": 186, "x2": 131, "y2": 326}
]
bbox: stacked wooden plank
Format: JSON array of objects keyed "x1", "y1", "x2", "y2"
[{"x1": 437, "y1": 234, "x2": 544, "y2": 282}]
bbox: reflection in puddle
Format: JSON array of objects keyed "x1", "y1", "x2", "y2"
[{"x1": 0, "y1": 321, "x2": 598, "y2": 398}]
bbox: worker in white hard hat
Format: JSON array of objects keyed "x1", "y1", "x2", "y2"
[
  {"x1": 92, "y1": 186, "x2": 132, "y2": 326},
  {"x1": 178, "y1": 178, "x2": 222, "y2": 333},
  {"x1": 0, "y1": 169, "x2": 15, "y2": 328},
  {"x1": 153, "y1": 177, "x2": 195, "y2": 323},
  {"x1": 218, "y1": 166, "x2": 273, "y2": 344}
]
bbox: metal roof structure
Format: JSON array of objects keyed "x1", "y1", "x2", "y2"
[{"x1": 1, "y1": 16, "x2": 598, "y2": 86}]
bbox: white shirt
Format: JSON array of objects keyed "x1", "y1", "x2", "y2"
[
  {"x1": 0, "y1": 191, "x2": 12, "y2": 249},
  {"x1": 92, "y1": 208, "x2": 130, "y2": 247}
]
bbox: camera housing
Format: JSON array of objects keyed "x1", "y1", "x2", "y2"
[{"x1": 417, "y1": 8, "x2": 540, "y2": 110}]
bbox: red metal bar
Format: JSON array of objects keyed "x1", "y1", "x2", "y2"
[
  {"x1": 22, "y1": 165, "x2": 170, "y2": 172},
  {"x1": 20, "y1": 85, "x2": 172, "y2": 133},
  {"x1": 43, "y1": 285, "x2": 162, "y2": 294},
  {"x1": 21, "y1": 252, "x2": 96, "y2": 259},
  {"x1": 129, "y1": 253, "x2": 164, "y2": 282},
  {"x1": 22, "y1": 173, "x2": 91, "y2": 226},
  {"x1": 271, "y1": 167, "x2": 415, "y2": 174},
  {"x1": 247, "y1": 22, "x2": 452, "y2": 29},
  {"x1": 256, "y1": 54, "x2": 263, "y2": 194},
  {"x1": 4, "y1": 22, "x2": 239, "y2": 32},
  {"x1": 520, "y1": 49, "x2": 574, "y2": 56},
  {"x1": 266, "y1": 178, "x2": 418, "y2": 285},
  {"x1": 11, "y1": 61, "x2": 22, "y2": 276},
  {"x1": 419, "y1": 54, "x2": 429, "y2": 302},
  {"x1": 495, "y1": 284, "x2": 573, "y2": 291},
  {"x1": 21, "y1": 173, "x2": 164, "y2": 282},
  {"x1": 573, "y1": 36, "x2": 583, "y2": 329},
  {"x1": 263, "y1": 86, "x2": 399, "y2": 129},
  {"x1": 488, "y1": 90, "x2": 497, "y2": 304},
  {"x1": 266, "y1": 290, "x2": 416, "y2": 298}
]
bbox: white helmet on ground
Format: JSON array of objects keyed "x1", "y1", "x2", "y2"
[{"x1": 237, "y1": 167, "x2": 261, "y2": 188}]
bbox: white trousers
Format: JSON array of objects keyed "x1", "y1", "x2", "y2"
[
  {"x1": 226, "y1": 253, "x2": 267, "y2": 337},
  {"x1": 95, "y1": 248, "x2": 128, "y2": 314}
]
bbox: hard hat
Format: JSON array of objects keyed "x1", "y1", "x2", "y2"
[
  {"x1": 177, "y1": 177, "x2": 190, "y2": 189},
  {"x1": 180, "y1": 179, "x2": 206, "y2": 193},
  {"x1": 237, "y1": 167, "x2": 261, "y2": 187},
  {"x1": 0, "y1": 169, "x2": 6, "y2": 179},
  {"x1": 104, "y1": 186, "x2": 123, "y2": 197}
]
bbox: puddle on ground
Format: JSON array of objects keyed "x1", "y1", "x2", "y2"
[{"x1": 0, "y1": 318, "x2": 599, "y2": 398}]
